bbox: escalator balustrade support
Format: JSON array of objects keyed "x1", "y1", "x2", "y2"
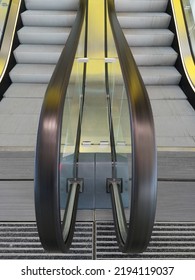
[
  {"x1": 67, "y1": 178, "x2": 84, "y2": 193},
  {"x1": 106, "y1": 178, "x2": 122, "y2": 193}
]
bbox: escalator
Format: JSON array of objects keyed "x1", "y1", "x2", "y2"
[
  {"x1": 0, "y1": 0, "x2": 195, "y2": 259},
  {"x1": 34, "y1": 0, "x2": 195, "y2": 256},
  {"x1": 35, "y1": 0, "x2": 156, "y2": 254}
]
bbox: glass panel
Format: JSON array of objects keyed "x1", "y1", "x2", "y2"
[
  {"x1": 80, "y1": 59, "x2": 111, "y2": 154},
  {"x1": 80, "y1": 0, "x2": 110, "y2": 154},
  {"x1": 78, "y1": 58, "x2": 112, "y2": 209},
  {"x1": 60, "y1": 11, "x2": 86, "y2": 212},
  {"x1": 60, "y1": 0, "x2": 113, "y2": 212},
  {"x1": 106, "y1": 5, "x2": 132, "y2": 217},
  {"x1": 77, "y1": 0, "x2": 112, "y2": 210},
  {"x1": 0, "y1": 0, "x2": 10, "y2": 45},
  {"x1": 182, "y1": 0, "x2": 195, "y2": 59}
]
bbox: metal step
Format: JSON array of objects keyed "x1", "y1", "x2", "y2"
[
  {"x1": 146, "y1": 85, "x2": 187, "y2": 100},
  {"x1": 123, "y1": 29, "x2": 174, "y2": 47},
  {"x1": 115, "y1": 0, "x2": 168, "y2": 12},
  {"x1": 4, "y1": 83, "x2": 47, "y2": 98},
  {"x1": 21, "y1": 10, "x2": 76, "y2": 27},
  {"x1": 9, "y1": 64, "x2": 55, "y2": 83},
  {"x1": 24, "y1": 0, "x2": 79, "y2": 11},
  {"x1": 117, "y1": 12, "x2": 171, "y2": 29},
  {"x1": 139, "y1": 66, "x2": 181, "y2": 85},
  {"x1": 0, "y1": 222, "x2": 194, "y2": 259},
  {"x1": 151, "y1": 99, "x2": 195, "y2": 117},
  {"x1": 131, "y1": 47, "x2": 177, "y2": 66},
  {"x1": 0, "y1": 98, "x2": 42, "y2": 115},
  {"x1": 17, "y1": 26, "x2": 71, "y2": 45}
]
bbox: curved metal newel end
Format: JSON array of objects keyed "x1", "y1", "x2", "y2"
[
  {"x1": 106, "y1": 0, "x2": 157, "y2": 254},
  {"x1": 61, "y1": 179, "x2": 83, "y2": 252},
  {"x1": 107, "y1": 180, "x2": 128, "y2": 251},
  {"x1": 108, "y1": 179, "x2": 156, "y2": 254}
]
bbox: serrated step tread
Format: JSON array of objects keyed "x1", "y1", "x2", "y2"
[
  {"x1": 9, "y1": 64, "x2": 55, "y2": 83},
  {"x1": 115, "y1": 0, "x2": 168, "y2": 12},
  {"x1": 117, "y1": 12, "x2": 171, "y2": 28},
  {"x1": 139, "y1": 66, "x2": 182, "y2": 85},
  {"x1": 21, "y1": 10, "x2": 77, "y2": 27},
  {"x1": 4, "y1": 83, "x2": 48, "y2": 98},
  {"x1": 131, "y1": 47, "x2": 178, "y2": 66},
  {"x1": 18, "y1": 26, "x2": 71, "y2": 34},
  {"x1": 123, "y1": 29, "x2": 174, "y2": 46},
  {"x1": 25, "y1": 0, "x2": 79, "y2": 11},
  {"x1": 146, "y1": 85, "x2": 187, "y2": 100},
  {"x1": 14, "y1": 44, "x2": 63, "y2": 64},
  {"x1": 124, "y1": 29, "x2": 173, "y2": 35},
  {"x1": 18, "y1": 26, "x2": 71, "y2": 44}
]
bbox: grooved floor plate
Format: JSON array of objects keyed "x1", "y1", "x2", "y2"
[
  {"x1": 96, "y1": 222, "x2": 195, "y2": 259},
  {"x1": 0, "y1": 223, "x2": 93, "y2": 259},
  {"x1": 0, "y1": 222, "x2": 195, "y2": 259}
]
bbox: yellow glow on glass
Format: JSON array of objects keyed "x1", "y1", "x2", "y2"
[{"x1": 172, "y1": 0, "x2": 195, "y2": 90}]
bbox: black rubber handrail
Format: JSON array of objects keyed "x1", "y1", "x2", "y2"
[
  {"x1": 107, "y1": 0, "x2": 157, "y2": 253},
  {"x1": 34, "y1": 0, "x2": 87, "y2": 253}
]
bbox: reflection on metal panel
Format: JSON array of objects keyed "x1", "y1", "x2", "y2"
[{"x1": 0, "y1": 0, "x2": 10, "y2": 44}]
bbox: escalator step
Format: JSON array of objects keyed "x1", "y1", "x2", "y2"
[
  {"x1": 14, "y1": 45, "x2": 63, "y2": 64},
  {"x1": 146, "y1": 86, "x2": 186, "y2": 100},
  {"x1": 139, "y1": 66, "x2": 181, "y2": 85},
  {"x1": 4, "y1": 83, "x2": 47, "y2": 98},
  {"x1": 9, "y1": 64, "x2": 55, "y2": 83},
  {"x1": 117, "y1": 12, "x2": 171, "y2": 29},
  {"x1": 17, "y1": 26, "x2": 71, "y2": 45},
  {"x1": 24, "y1": 0, "x2": 79, "y2": 11},
  {"x1": 131, "y1": 47, "x2": 178, "y2": 66},
  {"x1": 115, "y1": 0, "x2": 168, "y2": 13},
  {"x1": 123, "y1": 29, "x2": 174, "y2": 47},
  {"x1": 21, "y1": 10, "x2": 76, "y2": 27}
]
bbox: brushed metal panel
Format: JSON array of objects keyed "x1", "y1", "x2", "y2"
[{"x1": 156, "y1": 181, "x2": 195, "y2": 221}]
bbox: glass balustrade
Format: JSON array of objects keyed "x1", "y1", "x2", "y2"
[
  {"x1": 182, "y1": 0, "x2": 195, "y2": 59},
  {"x1": 60, "y1": 7, "x2": 87, "y2": 213},
  {"x1": 0, "y1": 0, "x2": 10, "y2": 45},
  {"x1": 106, "y1": 2, "x2": 132, "y2": 218}
]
